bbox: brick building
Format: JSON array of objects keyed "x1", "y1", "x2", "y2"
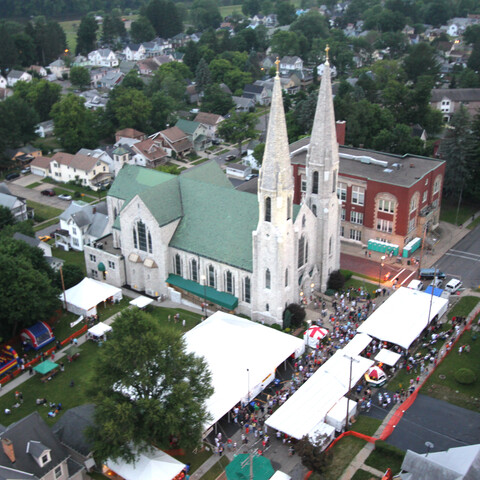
[{"x1": 290, "y1": 134, "x2": 446, "y2": 255}]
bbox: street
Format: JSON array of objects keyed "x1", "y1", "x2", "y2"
[{"x1": 434, "y1": 224, "x2": 480, "y2": 289}]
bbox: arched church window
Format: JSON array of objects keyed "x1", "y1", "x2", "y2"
[
  {"x1": 175, "y1": 254, "x2": 181, "y2": 275},
  {"x1": 244, "y1": 277, "x2": 251, "y2": 303},
  {"x1": 133, "y1": 220, "x2": 152, "y2": 253},
  {"x1": 312, "y1": 171, "x2": 319, "y2": 194},
  {"x1": 332, "y1": 170, "x2": 337, "y2": 193},
  {"x1": 302, "y1": 215, "x2": 306, "y2": 228},
  {"x1": 287, "y1": 197, "x2": 292, "y2": 220},
  {"x1": 114, "y1": 207, "x2": 118, "y2": 219},
  {"x1": 265, "y1": 269, "x2": 271, "y2": 289},
  {"x1": 298, "y1": 235, "x2": 305, "y2": 267},
  {"x1": 225, "y1": 271, "x2": 234, "y2": 294},
  {"x1": 305, "y1": 240, "x2": 309, "y2": 263},
  {"x1": 329, "y1": 236, "x2": 332, "y2": 255},
  {"x1": 266, "y1": 303, "x2": 269, "y2": 312},
  {"x1": 285, "y1": 268, "x2": 289, "y2": 287},
  {"x1": 191, "y1": 259, "x2": 198, "y2": 282},
  {"x1": 265, "y1": 197, "x2": 271, "y2": 222},
  {"x1": 208, "y1": 265, "x2": 215, "y2": 287},
  {"x1": 312, "y1": 204, "x2": 317, "y2": 216}
]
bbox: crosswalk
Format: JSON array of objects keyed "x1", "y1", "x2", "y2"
[{"x1": 444, "y1": 249, "x2": 480, "y2": 262}]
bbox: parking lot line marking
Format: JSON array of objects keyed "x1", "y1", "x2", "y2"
[
  {"x1": 445, "y1": 252, "x2": 480, "y2": 261},
  {"x1": 449, "y1": 249, "x2": 480, "y2": 258}
]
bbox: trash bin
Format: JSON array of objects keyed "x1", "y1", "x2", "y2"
[{"x1": 407, "y1": 260, "x2": 411, "y2": 265}]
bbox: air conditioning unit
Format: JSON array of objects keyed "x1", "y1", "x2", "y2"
[{"x1": 145, "y1": 289, "x2": 155, "y2": 297}]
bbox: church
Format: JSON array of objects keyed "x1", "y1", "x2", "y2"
[{"x1": 84, "y1": 57, "x2": 341, "y2": 325}]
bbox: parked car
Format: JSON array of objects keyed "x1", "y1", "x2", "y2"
[
  {"x1": 444, "y1": 278, "x2": 462, "y2": 294},
  {"x1": 21, "y1": 166, "x2": 31, "y2": 174},
  {"x1": 212, "y1": 139, "x2": 221, "y2": 145},
  {"x1": 245, "y1": 173, "x2": 259, "y2": 181},
  {"x1": 226, "y1": 154, "x2": 236, "y2": 161},
  {"x1": 419, "y1": 268, "x2": 446, "y2": 280},
  {"x1": 58, "y1": 194, "x2": 72, "y2": 201},
  {"x1": 41, "y1": 189, "x2": 55, "y2": 196},
  {"x1": 407, "y1": 280, "x2": 424, "y2": 291},
  {"x1": 5, "y1": 172, "x2": 20, "y2": 181},
  {"x1": 430, "y1": 278, "x2": 443, "y2": 288},
  {"x1": 38, "y1": 235, "x2": 51, "y2": 242}
]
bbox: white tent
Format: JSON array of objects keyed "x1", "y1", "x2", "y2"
[
  {"x1": 88, "y1": 322, "x2": 112, "y2": 338},
  {"x1": 129, "y1": 296, "x2": 154, "y2": 309},
  {"x1": 341, "y1": 333, "x2": 372, "y2": 357},
  {"x1": 325, "y1": 396, "x2": 358, "y2": 432},
  {"x1": 375, "y1": 348, "x2": 401, "y2": 366},
  {"x1": 61, "y1": 278, "x2": 122, "y2": 316},
  {"x1": 265, "y1": 349, "x2": 373, "y2": 440},
  {"x1": 358, "y1": 287, "x2": 448, "y2": 350},
  {"x1": 105, "y1": 447, "x2": 185, "y2": 480},
  {"x1": 303, "y1": 326, "x2": 329, "y2": 348},
  {"x1": 183, "y1": 312, "x2": 305, "y2": 433},
  {"x1": 270, "y1": 472, "x2": 291, "y2": 480}
]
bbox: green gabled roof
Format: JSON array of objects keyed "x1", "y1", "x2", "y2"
[
  {"x1": 138, "y1": 177, "x2": 183, "y2": 226},
  {"x1": 171, "y1": 175, "x2": 258, "y2": 271},
  {"x1": 181, "y1": 159, "x2": 233, "y2": 189},
  {"x1": 176, "y1": 119, "x2": 201, "y2": 136},
  {"x1": 109, "y1": 164, "x2": 173, "y2": 201}
]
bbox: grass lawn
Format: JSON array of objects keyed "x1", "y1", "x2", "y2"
[
  {"x1": 52, "y1": 247, "x2": 87, "y2": 274},
  {"x1": 364, "y1": 441, "x2": 405, "y2": 475},
  {"x1": 440, "y1": 199, "x2": 477, "y2": 226},
  {"x1": 219, "y1": 4, "x2": 243, "y2": 16},
  {"x1": 34, "y1": 218, "x2": 59, "y2": 232},
  {"x1": 351, "y1": 469, "x2": 381, "y2": 480},
  {"x1": 200, "y1": 455, "x2": 229, "y2": 480},
  {"x1": 42, "y1": 178, "x2": 105, "y2": 201},
  {"x1": 325, "y1": 436, "x2": 367, "y2": 480},
  {"x1": 422, "y1": 326, "x2": 480, "y2": 411},
  {"x1": 27, "y1": 200, "x2": 62, "y2": 223},
  {"x1": 448, "y1": 296, "x2": 480, "y2": 320},
  {"x1": 32, "y1": 136, "x2": 62, "y2": 155},
  {"x1": 173, "y1": 446, "x2": 213, "y2": 474},
  {"x1": 59, "y1": 20, "x2": 80, "y2": 52},
  {"x1": 218, "y1": 149, "x2": 229, "y2": 155},
  {"x1": 352, "y1": 415, "x2": 382, "y2": 436},
  {"x1": 344, "y1": 278, "x2": 378, "y2": 297},
  {"x1": 192, "y1": 158, "x2": 210, "y2": 165},
  {"x1": 468, "y1": 216, "x2": 480, "y2": 230},
  {"x1": 27, "y1": 182, "x2": 42, "y2": 189}
]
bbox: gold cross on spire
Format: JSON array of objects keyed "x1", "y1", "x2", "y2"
[
  {"x1": 275, "y1": 57, "x2": 280, "y2": 74},
  {"x1": 325, "y1": 44, "x2": 330, "y2": 62}
]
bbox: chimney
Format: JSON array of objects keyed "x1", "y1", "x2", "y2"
[
  {"x1": 336, "y1": 120, "x2": 346, "y2": 146},
  {"x1": 2, "y1": 438, "x2": 15, "y2": 463}
]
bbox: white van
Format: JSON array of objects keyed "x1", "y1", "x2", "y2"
[
  {"x1": 408, "y1": 280, "x2": 424, "y2": 291},
  {"x1": 445, "y1": 278, "x2": 462, "y2": 294}
]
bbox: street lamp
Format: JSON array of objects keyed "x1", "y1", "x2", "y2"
[
  {"x1": 299, "y1": 291, "x2": 304, "y2": 304},
  {"x1": 378, "y1": 255, "x2": 386, "y2": 287},
  {"x1": 201, "y1": 274, "x2": 207, "y2": 317}
]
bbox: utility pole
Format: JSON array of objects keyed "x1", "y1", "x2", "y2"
[{"x1": 345, "y1": 355, "x2": 360, "y2": 432}]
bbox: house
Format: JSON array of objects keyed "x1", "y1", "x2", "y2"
[
  {"x1": 0, "y1": 411, "x2": 85, "y2": 480},
  {"x1": 123, "y1": 43, "x2": 146, "y2": 61},
  {"x1": 225, "y1": 162, "x2": 252, "y2": 179},
  {"x1": 0, "y1": 75, "x2": 7, "y2": 89},
  {"x1": 7, "y1": 70, "x2": 32, "y2": 87},
  {"x1": 30, "y1": 155, "x2": 52, "y2": 177},
  {"x1": 115, "y1": 128, "x2": 146, "y2": 143},
  {"x1": 430, "y1": 88, "x2": 480, "y2": 122},
  {"x1": 176, "y1": 119, "x2": 209, "y2": 150},
  {"x1": 97, "y1": 71, "x2": 124, "y2": 89},
  {"x1": 233, "y1": 96, "x2": 255, "y2": 112},
  {"x1": 56, "y1": 201, "x2": 109, "y2": 251},
  {"x1": 0, "y1": 183, "x2": 29, "y2": 222},
  {"x1": 137, "y1": 58, "x2": 161, "y2": 76},
  {"x1": 77, "y1": 148, "x2": 114, "y2": 173},
  {"x1": 185, "y1": 84, "x2": 200, "y2": 104},
  {"x1": 153, "y1": 126, "x2": 193, "y2": 157},
  {"x1": 194, "y1": 112, "x2": 225, "y2": 139},
  {"x1": 118, "y1": 60, "x2": 138, "y2": 75},
  {"x1": 12, "y1": 233, "x2": 64, "y2": 271},
  {"x1": 280, "y1": 56, "x2": 303, "y2": 73},
  {"x1": 72, "y1": 55, "x2": 89, "y2": 67},
  {"x1": 29, "y1": 65, "x2": 48, "y2": 77},
  {"x1": 52, "y1": 405, "x2": 96, "y2": 472},
  {"x1": 243, "y1": 84, "x2": 270, "y2": 105},
  {"x1": 111, "y1": 145, "x2": 134, "y2": 176},
  {"x1": 261, "y1": 55, "x2": 278, "y2": 70},
  {"x1": 399, "y1": 444, "x2": 480, "y2": 479},
  {"x1": 6, "y1": 144, "x2": 42, "y2": 163},
  {"x1": 131, "y1": 138, "x2": 168, "y2": 167},
  {"x1": 0, "y1": 87, "x2": 13, "y2": 100},
  {"x1": 50, "y1": 152, "x2": 112, "y2": 190},
  {"x1": 170, "y1": 33, "x2": 190, "y2": 48},
  {"x1": 79, "y1": 89, "x2": 108, "y2": 110},
  {"x1": 88, "y1": 49, "x2": 119, "y2": 67},
  {"x1": 35, "y1": 120, "x2": 55, "y2": 138},
  {"x1": 49, "y1": 58, "x2": 69, "y2": 79}
]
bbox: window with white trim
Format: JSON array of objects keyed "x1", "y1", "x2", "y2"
[
  {"x1": 337, "y1": 183, "x2": 347, "y2": 201},
  {"x1": 352, "y1": 186, "x2": 365, "y2": 205},
  {"x1": 341, "y1": 208, "x2": 346, "y2": 220},
  {"x1": 433, "y1": 176, "x2": 441, "y2": 194},
  {"x1": 243, "y1": 277, "x2": 251, "y2": 303},
  {"x1": 378, "y1": 199, "x2": 394, "y2": 213},
  {"x1": 376, "y1": 219, "x2": 393, "y2": 233},
  {"x1": 191, "y1": 259, "x2": 198, "y2": 282},
  {"x1": 350, "y1": 211, "x2": 364, "y2": 224},
  {"x1": 422, "y1": 191, "x2": 427, "y2": 203},
  {"x1": 225, "y1": 271, "x2": 234, "y2": 294},
  {"x1": 174, "y1": 254, "x2": 182, "y2": 275},
  {"x1": 108, "y1": 261, "x2": 115, "y2": 269},
  {"x1": 410, "y1": 195, "x2": 418, "y2": 213},
  {"x1": 54, "y1": 465, "x2": 62, "y2": 479},
  {"x1": 301, "y1": 178, "x2": 307, "y2": 192},
  {"x1": 340, "y1": 225, "x2": 344, "y2": 237},
  {"x1": 408, "y1": 217, "x2": 416, "y2": 232},
  {"x1": 208, "y1": 265, "x2": 215, "y2": 287},
  {"x1": 349, "y1": 229, "x2": 362, "y2": 241}
]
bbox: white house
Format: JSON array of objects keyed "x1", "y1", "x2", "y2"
[
  {"x1": 194, "y1": 112, "x2": 225, "y2": 139},
  {"x1": 35, "y1": 120, "x2": 54, "y2": 138},
  {"x1": 123, "y1": 43, "x2": 146, "y2": 61},
  {"x1": 7, "y1": 70, "x2": 32, "y2": 87},
  {"x1": 0, "y1": 75, "x2": 7, "y2": 89},
  {"x1": 30, "y1": 156, "x2": 52, "y2": 177},
  {"x1": 280, "y1": 56, "x2": 303, "y2": 72},
  {"x1": 225, "y1": 163, "x2": 252, "y2": 179},
  {"x1": 0, "y1": 183, "x2": 29, "y2": 222},
  {"x1": 49, "y1": 59, "x2": 69, "y2": 79},
  {"x1": 88, "y1": 49, "x2": 119, "y2": 67}
]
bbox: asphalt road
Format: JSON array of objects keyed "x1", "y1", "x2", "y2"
[
  {"x1": 386, "y1": 394, "x2": 480, "y2": 453},
  {"x1": 434, "y1": 224, "x2": 480, "y2": 289}
]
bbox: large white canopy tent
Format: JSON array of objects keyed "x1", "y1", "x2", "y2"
[
  {"x1": 105, "y1": 447, "x2": 185, "y2": 480},
  {"x1": 265, "y1": 348, "x2": 373, "y2": 440},
  {"x1": 88, "y1": 322, "x2": 112, "y2": 338},
  {"x1": 375, "y1": 348, "x2": 402, "y2": 366},
  {"x1": 358, "y1": 287, "x2": 448, "y2": 350},
  {"x1": 61, "y1": 278, "x2": 123, "y2": 316},
  {"x1": 183, "y1": 312, "x2": 305, "y2": 433},
  {"x1": 340, "y1": 333, "x2": 372, "y2": 357},
  {"x1": 325, "y1": 396, "x2": 358, "y2": 432}
]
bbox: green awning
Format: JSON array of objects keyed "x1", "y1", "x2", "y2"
[
  {"x1": 166, "y1": 274, "x2": 238, "y2": 310},
  {"x1": 33, "y1": 360, "x2": 59, "y2": 375},
  {"x1": 98, "y1": 262, "x2": 106, "y2": 272},
  {"x1": 226, "y1": 454, "x2": 274, "y2": 480}
]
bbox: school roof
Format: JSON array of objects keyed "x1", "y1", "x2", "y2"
[{"x1": 110, "y1": 162, "x2": 300, "y2": 271}]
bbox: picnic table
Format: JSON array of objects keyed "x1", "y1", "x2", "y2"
[{"x1": 33, "y1": 360, "x2": 60, "y2": 383}]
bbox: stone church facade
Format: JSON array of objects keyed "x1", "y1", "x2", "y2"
[{"x1": 84, "y1": 60, "x2": 340, "y2": 325}]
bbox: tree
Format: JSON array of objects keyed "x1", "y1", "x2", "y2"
[
  {"x1": 150, "y1": 92, "x2": 177, "y2": 131},
  {"x1": 55, "y1": 264, "x2": 84, "y2": 290},
  {"x1": 252, "y1": 143, "x2": 265, "y2": 165},
  {"x1": 107, "y1": 88, "x2": 153, "y2": 133},
  {"x1": 51, "y1": 94, "x2": 98, "y2": 152},
  {"x1": 102, "y1": 12, "x2": 126, "y2": 45},
  {"x1": 464, "y1": 24, "x2": 480, "y2": 45},
  {"x1": 145, "y1": 0, "x2": 183, "y2": 39},
  {"x1": 201, "y1": 84, "x2": 234, "y2": 115},
  {"x1": 295, "y1": 434, "x2": 332, "y2": 474},
  {"x1": 183, "y1": 41, "x2": 201, "y2": 72},
  {"x1": 0, "y1": 206, "x2": 14, "y2": 231},
  {"x1": 87, "y1": 309, "x2": 213, "y2": 463},
  {"x1": 283, "y1": 303, "x2": 306, "y2": 329},
  {"x1": 76, "y1": 15, "x2": 98, "y2": 55},
  {"x1": 242, "y1": 0, "x2": 261, "y2": 16},
  {"x1": 26, "y1": 17, "x2": 67, "y2": 65},
  {"x1": 70, "y1": 66, "x2": 91, "y2": 89},
  {"x1": 403, "y1": 42, "x2": 439, "y2": 83},
  {"x1": 290, "y1": 11, "x2": 328, "y2": 46},
  {"x1": 0, "y1": 237, "x2": 60, "y2": 341},
  {"x1": 276, "y1": 1, "x2": 296, "y2": 26},
  {"x1": 467, "y1": 41, "x2": 480, "y2": 71},
  {"x1": 327, "y1": 270, "x2": 345, "y2": 291},
  {"x1": 195, "y1": 58, "x2": 211, "y2": 93},
  {"x1": 130, "y1": 17, "x2": 156, "y2": 44},
  {"x1": 191, "y1": 0, "x2": 222, "y2": 31},
  {"x1": 0, "y1": 96, "x2": 39, "y2": 148},
  {"x1": 13, "y1": 79, "x2": 61, "y2": 122},
  {"x1": 217, "y1": 112, "x2": 256, "y2": 152}
]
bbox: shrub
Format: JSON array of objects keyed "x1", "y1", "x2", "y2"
[
  {"x1": 325, "y1": 288, "x2": 335, "y2": 296},
  {"x1": 327, "y1": 269, "x2": 346, "y2": 291},
  {"x1": 341, "y1": 269, "x2": 353, "y2": 282},
  {"x1": 455, "y1": 368, "x2": 476, "y2": 385}
]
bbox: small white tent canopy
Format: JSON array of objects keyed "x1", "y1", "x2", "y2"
[
  {"x1": 265, "y1": 348, "x2": 373, "y2": 440},
  {"x1": 105, "y1": 447, "x2": 185, "y2": 480},
  {"x1": 375, "y1": 348, "x2": 401, "y2": 366},
  {"x1": 88, "y1": 322, "x2": 112, "y2": 338},
  {"x1": 61, "y1": 278, "x2": 122, "y2": 316},
  {"x1": 129, "y1": 296, "x2": 154, "y2": 309},
  {"x1": 270, "y1": 472, "x2": 291, "y2": 480},
  {"x1": 183, "y1": 312, "x2": 305, "y2": 433},
  {"x1": 358, "y1": 287, "x2": 448, "y2": 350},
  {"x1": 341, "y1": 333, "x2": 372, "y2": 357},
  {"x1": 304, "y1": 326, "x2": 329, "y2": 348},
  {"x1": 326, "y1": 396, "x2": 358, "y2": 432}
]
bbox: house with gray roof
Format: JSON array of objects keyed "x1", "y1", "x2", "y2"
[
  {"x1": 0, "y1": 183, "x2": 29, "y2": 222},
  {"x1": 56, "y1": 201, "x2": 109, "y2": 252},
  {"x1": 430, "y1": 88, "x2": 480, "y2": 122},
  {"x1": 233, "y1": 96, "x2": 255, "y2": 112},
  {"x1": 6, "y1": 70, "x2": 32, "y2": 87},
  {"x1": 0, "y1": 412, "x2": 85, "y2": 480},
  {"x1": 13, "y1": 233, "x2": 64, "y2": 270}
]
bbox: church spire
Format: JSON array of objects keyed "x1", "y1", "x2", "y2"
[
  {"x1": 259, "y1": 61, "x2": 293, "y2": 194},
  {"x1": 307, "y1": 46, "x2": 338, "y2": 170}
]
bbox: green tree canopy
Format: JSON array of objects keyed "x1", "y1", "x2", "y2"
[
  {"x1": 13, "y1": 79, "x2": 60, "y2": 122},
  {"x1": 144, "y1": 0, "x2": 183, "y2": 38},
  {"x1": 403, "y1": 42, "x2": 439, "y2": 83},
  {"x1": 76, "y1": 15, "x2": 98, "y2": 55},
  {"x1": 69, "y1": 66, "x2": 91, "y2": 89},
  {"x1": 195, "y1": 58, "x2": 211, "y2": 93},
  {"x1": 191, "y1": 0, "x2": 222, "y2": 30},
  {"x1": 130, "y1": 16, "x2": 156, "y2": 44},
  {"x1": 201, "y1": 83, "x2": 235, "y2": 115},
  {"x1": 87, "y1": 309, "x2": 213, "y2": 463},
  {"x1": 101, "y1": 12, "x2": 126, "y2": 45},
  {"x1": 218, "y1": 112, "x2": 256, "y2": 152},
  {"x1": 0, "y1": 96, "x2": 39, "y2": 149},
  {"x1": 107, "y1": 87, "x2": 153, "y2": 133}
]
